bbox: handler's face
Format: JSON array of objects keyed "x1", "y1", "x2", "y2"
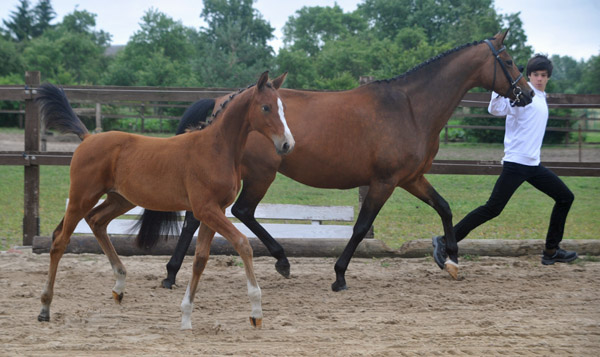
[{"x1": 529, "y1": 70, "x2": 549, "y2": 92}]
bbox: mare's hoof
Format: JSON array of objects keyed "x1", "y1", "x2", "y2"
[
  {"x1": 444, "y1": 258, "x2": 459, "y2": 280},
  {"x1": 249, "y1": 316, "x2": 263, "y2": 329},
  {"x1": 162, "y1": 279, "x2": 174, "y2": 289},
  {"x1": 432, "y1": 236, "x2": 447, "y2": 270},
  {"x1": 112, "y1": 291, "x2": 124, "y2": 304},
  {"x1": 331, "y1": 281, "x2": 348, "y2": 292},
  {"x1": 275, "y1": 260, "x2": 291, "y2": 279},
  {"x1": 37, "y1": 313, "x2": 49, "y2": 322}
]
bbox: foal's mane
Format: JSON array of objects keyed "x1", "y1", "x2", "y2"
[
  {"x1": 188, "y1": 82, "x2": 260, "y2": 132},
  {"x1": 374, "y1": 38, "x2": 492, "y2": 85}
]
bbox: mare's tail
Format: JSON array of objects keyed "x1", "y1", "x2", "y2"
[
  {"x1": 136, "y1": 98, "x2": 215, "y2": 249},
  {"x1": 35, "y1": 84, "x2": 90, "y2": 141},
  {"x1": 176, "y1": 98, "x2": 216, "y2": 134},
  {"x1": 134, "y1": 211, "x2": 181, "y2": 249}
]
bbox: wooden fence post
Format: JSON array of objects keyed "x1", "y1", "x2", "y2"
[
  {"x1": 23, "y1": 71, "x2": 41, "y2": 246},
  {"x1": 95, "y1": 102, "x2": 102, "y2": 132},
  {"x1": 358, "y1": 76, "x2": 375, "y2": 238}
]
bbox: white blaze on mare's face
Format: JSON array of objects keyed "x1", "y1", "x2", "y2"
[{"x1": 277, "y1": 97, "x2": 293, "y2": 141}]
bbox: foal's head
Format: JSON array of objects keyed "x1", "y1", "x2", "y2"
[
  {"x1": 249, "y1": 71, "x2": 295, "y2": 155},
  {"x1": 481, "y1": 30, "x2": 534, "y2": 107}
]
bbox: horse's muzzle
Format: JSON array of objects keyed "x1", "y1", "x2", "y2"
[
  {"x1": 513, "y1": 89, "x2": 534, "y2": 107},
  {"x1": 273, "y1": 134, "x2": 295, "y2": 155}
]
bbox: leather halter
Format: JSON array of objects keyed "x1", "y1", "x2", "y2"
[{"x1": 484, "y1": 39, "x2": 524, "y2": 107}]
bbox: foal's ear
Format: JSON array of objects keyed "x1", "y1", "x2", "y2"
[
  {"x1": 257, "y1": 71, "x2": 269, "y2": 90},
  {"x1": 272, "y1": 72, "x2": 287, "y2": 90}
]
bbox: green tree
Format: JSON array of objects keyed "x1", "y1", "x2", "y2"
[
  {"x1": 2, "y1": 0, "x2": 34, "y2": 42},
  {"x1": 577, "y1": 55, "x2": 600, "y2": 94},
  {"x1": 102, "y1": 9, "x2": 197, "y2": 87},
  {"x1": 32, "y1": 0, "x2": 55, "y2": 37},
  {"x1": 282, "y1": 4, "x2": 365, "y2": 57},
  {"x1": 195, "y1": 0, "x2": 276, "y2": 87},
  {"x1": 22, "y1": 9, "x2": 111, "y2": 84}
]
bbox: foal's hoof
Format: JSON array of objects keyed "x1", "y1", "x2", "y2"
[
  {"x1": 249, "y1": 316, "x2": 263, "y2": 329},
  {"x1": 444, "y1": 258, "x2": 459, "y2": 280},
  {"x1": 162, "y1": 279, "x2": 175, "y2": 289},
  {"x1": 37, "y1": 313, "x2": 50, "y2": 322},
  {"x1": 331, "y1": 280, "x2": 348, "y2": 292},
  {"x1": 112, "y1": 291, "x2": 124, "y2": 304},
  {"x1": 275, "y1": 259, "x2": 291, "y2": 279}
]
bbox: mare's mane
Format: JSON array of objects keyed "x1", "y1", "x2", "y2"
[{"x1": 374, "y1": 38, "x2": 492, "y2": 85}]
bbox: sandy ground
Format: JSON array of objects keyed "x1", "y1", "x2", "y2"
[{"x1": 1, "y1": 250, "x2": 599, "y2": 356}]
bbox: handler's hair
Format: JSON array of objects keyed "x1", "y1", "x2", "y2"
[{"x1": 526, "y1": 54, "x2": 553, "y2": 78}]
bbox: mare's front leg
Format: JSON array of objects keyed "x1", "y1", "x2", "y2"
[
  {"x1": 163, "y1": 210, "x2": 199, "y2": 289},
  {"x1": 403, "y1": 176, "x2": 458, "y2": 279},
  {"x1": 332, "y1": 182, "x2": 395, "y2": 292},
  {"x1": 181, "y1": 206, "x2": 262, "y2": 330},
  {"x1": 232, "y1": 175, "x2": 290, "y2": 278}
]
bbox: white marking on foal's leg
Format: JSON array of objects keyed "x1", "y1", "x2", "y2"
[
  {"x1": 180, "y1": 284, "x2": 193, "y2": 330},
  {"x1": 112, "y1": 267, "x2": 126, "y2": 297},
  {"x1": 444, "y1": 258, "x2": 459, "y2": 268},
  {"x1": 277, "y1": 97, "x2": 295, "y2": 145},
  {"x1": 247, "y1": 280, "x2": 263, "y2": 321}
]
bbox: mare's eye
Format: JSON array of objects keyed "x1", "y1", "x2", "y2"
[
  {"x1": 262, "y1": 105, "x2": 270, "y2": 112},
  {"x1": 506, "y1": 60, "x2": 513, "y2": 66}
]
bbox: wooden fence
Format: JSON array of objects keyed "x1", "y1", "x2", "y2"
[{"x1": 1, "y1": 72, "x2": 600, "y2": 245}]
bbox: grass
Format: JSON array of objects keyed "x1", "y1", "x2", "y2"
[{"x1": 1, "y1": 164, "x2": 599, "y2": 251}]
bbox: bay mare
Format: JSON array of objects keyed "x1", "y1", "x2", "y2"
[
  {"x1": 142, "y1": 30, "x2": 533, "y2": 291},
  {"x1": 35, "y1": 72, "x2": 294, "y2": 330}
]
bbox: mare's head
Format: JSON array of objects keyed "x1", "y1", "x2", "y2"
[
  {"x1": 248, "y1": 71, "x2": 295, "y2": 155},
  {"x1": 481, "y1": 30, "x2": 534, "y2": 107}
]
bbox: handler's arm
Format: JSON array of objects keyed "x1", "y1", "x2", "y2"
[{"x1": 487, "y1": 91, "x2": 514, "y2": 117}]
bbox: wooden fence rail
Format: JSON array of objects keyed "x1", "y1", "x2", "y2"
[{"x1": 1, "y1": 72, "x2": 600, "y2": 246}]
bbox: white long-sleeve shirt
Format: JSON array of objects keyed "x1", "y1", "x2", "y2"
[{"x1": 487, "y1": 83, "x2": 548, "y2": 166}]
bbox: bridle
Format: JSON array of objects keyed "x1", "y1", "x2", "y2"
[{"x1": 484, "y1": 39, "x2": 524, "y2": 107}]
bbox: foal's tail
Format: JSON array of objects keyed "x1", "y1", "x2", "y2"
[
  {"x1": 135, "y1": 98, "x2": 215, "y2": 249},
  {"x1": 35, "y1": 84, "x2": 90, "y2": 141}
]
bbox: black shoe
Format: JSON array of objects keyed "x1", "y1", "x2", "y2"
[
  {"x1": 541, "y1": 248, "x2": 578, "y2": 265},
  {"x1": 432, "y1": 236, "x2": 447, "y2": 270}
]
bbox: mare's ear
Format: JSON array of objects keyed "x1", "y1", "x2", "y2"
[
  {"x1": 257, "y1": 71, "x2": 269, "y2": 90},
  {"x1": 498, "y1": 29, "x2": 509, "y2": 44},
  {"x1": 272, "y1": 72, "x2": 287, "y2": 90}
]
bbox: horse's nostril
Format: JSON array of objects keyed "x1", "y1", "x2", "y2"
[{"x1": 282, "y1": 142, "x2": 290, "y2": 152}]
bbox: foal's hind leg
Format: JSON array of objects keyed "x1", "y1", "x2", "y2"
[
  {"x1": 84, "y1": 193, "x2": 136, "y2": 303},
  {"x1": 39, "y1": 197, "x2": 99, "y2": 322},
  {"x1": 403, "y1": 176, "x2": 458, "y2": 279}
]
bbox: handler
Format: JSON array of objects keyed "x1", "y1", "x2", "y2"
[{"x1": 433, "y1": 54, "x2": 577, "y2": 267}]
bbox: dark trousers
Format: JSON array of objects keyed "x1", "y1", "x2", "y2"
[{"x1": 454, "y1": 161, "x2": 574, "y2": 250}]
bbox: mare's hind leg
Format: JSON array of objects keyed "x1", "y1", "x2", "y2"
[
  {"x1": 232, "y1": 175, "x2": 290, "y2": 278},
  {"x1": 181, "y1": 205, "x2": 262, "y2": 330},
  {"x1": 39, "y1": 196, "x2": 100, "y2": 322},
  {"x1": 403, "y1": 175, "x2": 458, "y2": 279},
  {"x1": 332, "y1": 181, "x2": 395, "y2": 292},
  {"x1": 85, "y1": 193, "x2": 136, "y2": 303},
  {"x1": 163, "y1": 210, "x2": 199, "y2": 289}
]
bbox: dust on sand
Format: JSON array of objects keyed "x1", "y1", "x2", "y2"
[{"x1": 1, "y1": 251, "x2": 599, "y2": 356}]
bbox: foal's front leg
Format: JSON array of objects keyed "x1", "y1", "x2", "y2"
[{"x1": 181, "y1": 207, "x2": 262, "y2": 330}]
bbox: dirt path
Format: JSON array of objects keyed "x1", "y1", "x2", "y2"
[{"x1": 1, "y1": 251, "x2": 598, "y2": 356}]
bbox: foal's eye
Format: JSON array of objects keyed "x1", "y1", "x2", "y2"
[{"x1": 262, "y1": 105, "x2": 270, "y2": 112}]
